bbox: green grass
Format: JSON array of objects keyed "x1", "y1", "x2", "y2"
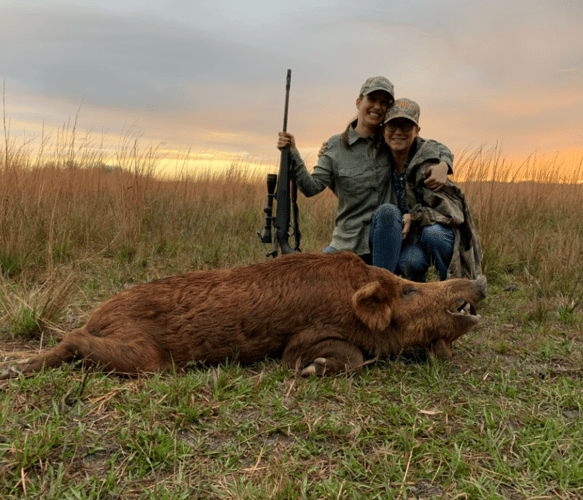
[{"x1": 2, "y1": 348, "x2": 583, "y2": 499}]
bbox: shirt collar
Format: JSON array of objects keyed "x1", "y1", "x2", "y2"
[{"x1": 348, "y1": 125, "x2": 374, "y2": 146}]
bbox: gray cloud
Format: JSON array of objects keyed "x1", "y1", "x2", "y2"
[
  {"x1": 1, "y1": 0, "x2": 581, "y2": 161},
  {"x1": 3, "y1": 6, "x2": 280, "y2": 99}
]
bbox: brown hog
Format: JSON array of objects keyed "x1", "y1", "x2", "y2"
[{"x1": 1, "y1": 252, "x2": 486, "y2": 379}]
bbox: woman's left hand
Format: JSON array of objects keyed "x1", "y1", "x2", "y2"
[{"x1": 424, "y1": 162, "x2": 449, "y2": 191}]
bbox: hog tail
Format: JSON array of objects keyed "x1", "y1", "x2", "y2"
[
  {"x1": 4, "y1": 327, "x2": 91, "y2": 377},
  {"x1": 6, "y1": 327, "x2": 168, "y2": 377}
]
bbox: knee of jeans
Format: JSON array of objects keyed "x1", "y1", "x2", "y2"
[
  {"x1": 373, "y1": 203, "x2": 401, "y2": 225},
  {"x1": 399, "y1": 247, "x2": 426, "y2": 275},
  {"x1": 420, "y1": 224, "x2": 453, "y2": 247}
]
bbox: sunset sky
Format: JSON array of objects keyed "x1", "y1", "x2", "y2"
[{"x1": 2, "y1": 0, "x2": 582, "y2": 176}]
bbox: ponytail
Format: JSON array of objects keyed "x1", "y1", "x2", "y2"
[{"x1": 340, "y1": 118, "x2": 358, "y2": 149}]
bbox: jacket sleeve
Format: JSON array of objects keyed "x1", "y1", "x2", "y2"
[
  {"x1": 289, "y1": 149, "x2": 333, "y2": 197},
  {"x1": 408, "y1": 162, "x2": 465, "y2": 227},
  {"x1": 425, "y1": 139, "x2": 454, "y2": 174}
]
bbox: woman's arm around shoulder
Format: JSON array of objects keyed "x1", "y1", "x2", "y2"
[{"x1": 416, "y1": 137, "x2": 455, "y2": 192}]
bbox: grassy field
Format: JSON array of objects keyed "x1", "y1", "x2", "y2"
[{"x1": 1, "y1": 132, "x2": 583, "y2": 499}]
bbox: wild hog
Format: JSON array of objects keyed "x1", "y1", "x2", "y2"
[{"x1": 1, "y1": 252, "x2": 486, "y2": 379}]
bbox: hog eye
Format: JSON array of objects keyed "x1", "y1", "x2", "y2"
[{"x1": 403, "y1": 285, "x2": 417, "y2": 296}]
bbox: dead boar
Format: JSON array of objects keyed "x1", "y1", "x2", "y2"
[{"x1": 1, "y1": 252, "x2": 486, "y2": 379}]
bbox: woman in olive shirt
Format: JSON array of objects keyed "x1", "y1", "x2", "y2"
[{"x1": 276, "y1": 76, "x2": 453, "y2": 265}]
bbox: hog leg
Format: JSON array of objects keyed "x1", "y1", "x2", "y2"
[
  {"x1": 1, "y1": 326, "x2": 170, "y2": 379},
  {"x1": 430, "y1": 338, "x2": 453, "y2": 359},
  {"x1": 298, "y1": 339, "x2": 365, "y2": 376},
  {"x1": 282, "y1": 332, "x2": 364, "y2": 376}
]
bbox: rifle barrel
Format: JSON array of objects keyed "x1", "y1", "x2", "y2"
[{"x1": 282, "y1": 69, "x2": 291, "y2": 132}]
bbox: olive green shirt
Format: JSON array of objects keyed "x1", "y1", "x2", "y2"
[{"x1": 290, "y1": 127, "x2": 454, "y2": 255}]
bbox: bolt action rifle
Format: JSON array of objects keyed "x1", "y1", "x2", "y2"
[{"x1": 257, "y1": 69, "x2": 301, "y2": 257}]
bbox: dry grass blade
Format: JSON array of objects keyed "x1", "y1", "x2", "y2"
[{"x1": 0, "y1": 271, "x2": 77, "y2": 340}]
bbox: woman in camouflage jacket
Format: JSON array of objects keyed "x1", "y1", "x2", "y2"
[{"x1": 370, "y1": 98, "x2": 482, "y2": 281}]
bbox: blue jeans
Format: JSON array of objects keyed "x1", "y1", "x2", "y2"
[{"x1": 369, "y1": 204, "x2": 454, "y2": 282}]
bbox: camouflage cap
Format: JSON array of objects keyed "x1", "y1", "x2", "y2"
[
  {"x1": 384, "y1": 98, "x2": 420, "y2": 126},
  {"x1": 359, "y1": 76, "x2": 394, "y2": 100}
]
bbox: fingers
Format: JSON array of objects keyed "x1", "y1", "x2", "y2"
[
  {"x1": 277, "y1": 131, "x2": 295, "y2": 151},
  {"x1": 424, "y1": 179, "x2": 443, "y2": 192},
  {"x1": 402, "y1": 214, "x2": 411, "y2": 239},
  {"x1": 424, "y1": 177, "x2": 444, "y2": 191},
  {"x1": 424, "y1": 162, "x2": 448, "y2": 192}
]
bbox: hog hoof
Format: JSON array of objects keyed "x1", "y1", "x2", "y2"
[{"x1": 300, "y1": 357, "x2": 327, "y2": 377}]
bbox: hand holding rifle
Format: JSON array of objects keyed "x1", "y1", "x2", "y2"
[{"x1": 277, "y1": 132, "x2": 297, "y2": 152}]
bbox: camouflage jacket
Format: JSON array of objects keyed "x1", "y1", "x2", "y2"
[{"x1": 400, "y1": 140, "x2": 483, "y2": 280}]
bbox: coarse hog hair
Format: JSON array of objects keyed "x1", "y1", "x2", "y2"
[{"x1": 1, "y1": 252, "x2": 486, "y2": 379}]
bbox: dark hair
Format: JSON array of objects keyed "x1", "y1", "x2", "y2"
[
  {"x1": 372, "y1": 122, "x2": 388, "y2": 152},
  {"x1": 340, "y1": 118, "x2": 358, "y2": 149}
]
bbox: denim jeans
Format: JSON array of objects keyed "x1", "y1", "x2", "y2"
[
  {"x1": 323, "y1": 246, "x2": 372, "y2": 264},
  {"x1": 369, "y1": 203, "x2": 454, "y2": 282}
]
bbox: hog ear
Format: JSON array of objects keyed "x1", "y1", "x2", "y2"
[{"x1": 352, "y1": 281, "x2": 391, "y2": 331}]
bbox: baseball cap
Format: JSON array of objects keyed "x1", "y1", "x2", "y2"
[
  {"x1": 384, "y1": 98, "x2": 420, "y2": 126},
  {"x1": 359, "y1": 76, "x2": 394, "y2": 100}
]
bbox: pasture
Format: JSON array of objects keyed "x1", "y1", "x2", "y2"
[{"x1": 1, "y1": 132, "x2": 583, "y2": 499}]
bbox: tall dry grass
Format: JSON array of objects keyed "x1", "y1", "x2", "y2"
[
  {"x1": 454, "y1": 146, "x2": 583, "y2": 299},
  {"x1": 2, "y1": 130, "x2": 583, "y2": 281},
  {"x1": 0, "y1": 125, "x2": 336, "y2": 278},
  {"x1": 1, "y1": 123, "x2": 582, "y2": 337}
]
